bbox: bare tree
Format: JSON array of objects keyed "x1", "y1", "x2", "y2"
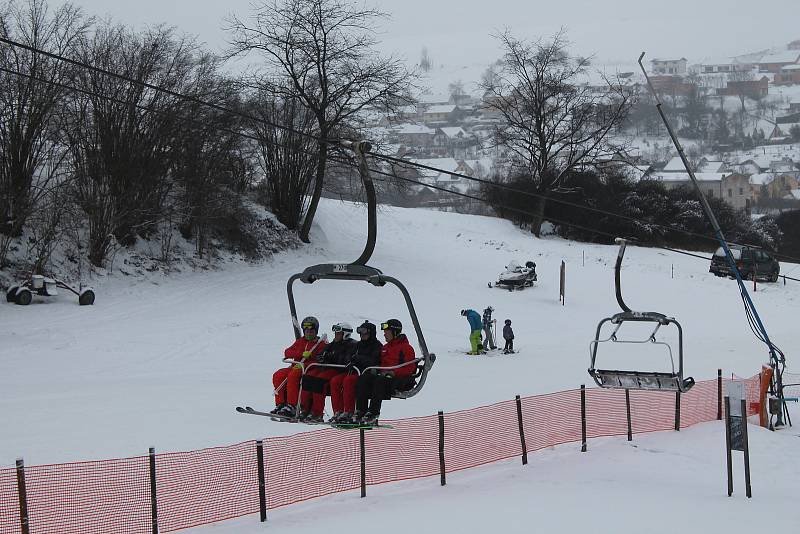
[
  {"x1": 0, "y1": 0, "x2": 90, "y2": 266},
  {"x1": 227, "y1": 0, "x2": 414, "y2": 242},
  {"x1": 170, "y1": 56, "x2": 255, "y2": 257},
  {"x1": 249, "y1": 87, "x2": 318, "y2": 230},
  {"x1": 728, "y1": 70, "x2": 755, "y2": 114},
  {"x1": 65, "y1": 23, "x2": 201, "y2": 266},
  {"x1": 480, "y1": 29, "x2": 633, "y2": 236}
]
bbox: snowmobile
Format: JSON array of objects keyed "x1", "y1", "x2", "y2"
[
  {"x1": 6, "y1": 274, "x2": 95, "y2": 306},
  {"x1": 489, "y1": 261, "x2": 537, "y2": 291}
]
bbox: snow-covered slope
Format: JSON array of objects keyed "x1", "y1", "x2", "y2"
[
  {"x1": 1, "y1": 199, "x2": 798, "y2": 468},
  {"x1": 190, "y1": 420, "x2": 800, "y2": 534}
]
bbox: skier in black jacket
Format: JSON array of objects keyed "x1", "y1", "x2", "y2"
[{"x1": 329, "y1": 321, "x2": 382, "y2": 423}]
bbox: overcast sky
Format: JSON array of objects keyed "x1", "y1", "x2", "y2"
[{"x1": 56, "y1": 0, "x2": 799, "y2": 69}]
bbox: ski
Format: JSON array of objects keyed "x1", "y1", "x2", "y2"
[
  {"x1": 236, "y1": 406, "x2": 299, "y2": 422},
  {"x1": 235, "y1": 406, "x2": 392, "y2": 428}
]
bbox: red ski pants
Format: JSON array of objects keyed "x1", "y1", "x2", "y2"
[
  {"x1": 273, "y1": 366, "x2": 303, "y2": 407},
  {"x1": 329, "y1": 373, "x2": 359, "y2": 414},
  {"x1": 300, "y1": 368, "x2": 342, "y2": 416}
]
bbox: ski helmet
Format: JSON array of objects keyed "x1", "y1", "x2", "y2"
[
  {"x1": 332, "y1": 322, "x2": 354, "y2": 339},
  {"x1": 381, "y1": 319, "x2": 402, "y2": 336},
  {"x1": 300, "y1": 316, "x2": 319, "y2": 332},
  {"x1": 356, "y1": 321, "x2": 377, "y2": 338}
]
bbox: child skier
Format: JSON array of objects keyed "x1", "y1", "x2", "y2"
[
  {"x1": 270, "y1": 316, "x2": 327, "y2": 418},
  {"x1": 502, "y1": 319, "x2": 515, "y2": 354}
]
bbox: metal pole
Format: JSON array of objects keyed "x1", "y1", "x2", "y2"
[
  {"x1": 515, "y1": 395, "x2": 528, "y2": 465},
  {"x1": 717, "y1": 369, "x2": 723, "y2": 421},
  {"x1": 638, "y1": 52, "x2": 785, "y2": 424},
  {"x1": 438, "y1": 411, "x2": 446, "y2": 485},
  {"x1": 580, "y1": 385, "x2": 587, "y2": 452},
  {"x1": 724, "y1": 396, "x2": 734, "y2": 496},
  {"x1": 359, "y1": 429, "x2": 366, "y2": 498},
  {"x1": 256, "y1": 440, "x2": 267, "y2": 522},
  {"x1": 149, "y1": 447, "x2": 159, "y2": 534},
  {"x1": 625, "y1": 389, "x2": 633, "y2": 441},
  {"x1": 741, "y1": 399, "x2": 752, "y2": 498},
  {"x1": 675, "y1": 392, "x2": 681, "y2": 431},
  {"x1": 15, "y1": 459, "x2": 29, "y2": 534}
]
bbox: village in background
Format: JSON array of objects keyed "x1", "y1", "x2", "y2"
[{"x1": 346, "y1": 38, "x2": 800, "y2": 217}]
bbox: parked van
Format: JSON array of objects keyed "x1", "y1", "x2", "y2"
[{"x1": 709, "y1": 245, "x2": 780, "y2": 282}]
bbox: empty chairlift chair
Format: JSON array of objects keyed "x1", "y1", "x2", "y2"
[{"x1": 588, "y1": 239, "x2": 694, "y2": 393}]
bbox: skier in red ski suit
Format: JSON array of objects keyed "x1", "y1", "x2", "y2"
[
  {"x1": 270, "y1": 316, "x2": 327, "y2": 417},
  {"x1": 328, "y1": 321, "x2": 382, "y2": 424}
]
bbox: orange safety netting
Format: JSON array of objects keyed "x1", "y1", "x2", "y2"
[{"x1": 0, "y1": 375, "x2": 761, "y2": 534}]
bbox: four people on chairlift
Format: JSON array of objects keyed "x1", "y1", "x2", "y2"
[{"x1": 270, "y1": 315, "x2": 416, "y2": 425}]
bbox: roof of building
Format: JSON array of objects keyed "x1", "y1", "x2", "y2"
[
  {"x1": 759, "y1": 50, "x2": 800, "y2": 64},
  {"x1": 437, "y1": 126, "x2": 467, "y2": 138},
  {"x1": 424, "y1": 104, "x2": 458, "y2": 114},
  {"x1": 393, "y1": 123, "x2": 435, "y2": 135},
  {"x1": 749, "y1": 173, "x2": 775, "y2": 186}
]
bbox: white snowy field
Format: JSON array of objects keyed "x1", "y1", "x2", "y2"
[
  {"x1": 190, "y1": 419, "x2": 800, "y2": 534},
  {"x1": 1, "y1": 199, "x2": 798, "y2": 466},
  {"x1": 2, "y1": 199, "x2": 799, "y2": 534}
]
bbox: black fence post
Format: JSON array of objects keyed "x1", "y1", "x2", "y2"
[
  {"x1": 148, "y1": 447, "x2": 159, "y2": 534},
  {"x1": 515, "y1": 395, "x2": 528, "y2": 465},
  {"x1": 725, "y1": 396, "x2": 733, "y2": 496},
  {"x1": 359, "y1": 429, "x2": 366, "y2": 498},
  {"x1": 256, "y1": 440, "x2": 267, "y2": 522},
  {"x1": 15, "y1": 458, "x2": 29, "y2": 534},
  {"x1": 674, "y1": 392, "x2": 681, "y2": 431},
  {"x1": 717, "y1": 369, "x2": 723, "y2": 421},
  {"x1": 625, "y1": 389, "x2": 632, "y2": 441},
  {"x1": 438, "y1": 411, "x2": 446, "y2": 486},
  {"x1": 580, "y1": 385, "x2": 587, "y2": 452},
  {"x1": 741, "y1": 398, "x2": 752, "y2": 498}
]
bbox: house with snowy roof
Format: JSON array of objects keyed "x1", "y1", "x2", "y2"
[
  {"x1": 390, "y1": 123, "x2": 436, "y2": 147},
  {"x1": 757, "y1": 50, "x2": 800, "y2": 73},
  {"x1": 774, "y1": 64, "x2": 800, "y2": 85},
  {"x1": 652, "y1": 171, "x2": 754, "y2": 209},
  {"x1": 433, "y1": 127, "x2": 478, "y2": 158},
  {"x1": 421, "y1": 104, "x2": 463, "y2": 125},
  {"x1": 749, "y1": 172, "x2": 800, "y2": 201}
]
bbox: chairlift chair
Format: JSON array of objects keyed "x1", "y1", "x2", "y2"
[
  {"x1": 588, "y1": 238, "x2": 694, "y2": 393},
  {"x1": 286, "y1": 140, "x2": 435, "y2": 400}
]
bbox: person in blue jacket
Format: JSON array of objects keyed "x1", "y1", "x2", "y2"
[{"x1": 461, "y1": 309, "x2": 484, "y2": 355}]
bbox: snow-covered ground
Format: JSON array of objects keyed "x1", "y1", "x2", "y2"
[
  {"x1": 191, "y1": 420, "x2": 800, "y2": 534},
  {"x1": 2, "y1": 199, "x2": 799, "y2": 533}
]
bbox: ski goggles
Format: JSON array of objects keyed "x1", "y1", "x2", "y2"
[
  {"x1": 301, "y1": 322, "x2": 317, "y2": 330},
  {"x1": 332, "y1": 324, "x2": 353, "y2": 333},
  {"x1": 356, "y1": 326, "x2": 371, "y2": 335}
]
